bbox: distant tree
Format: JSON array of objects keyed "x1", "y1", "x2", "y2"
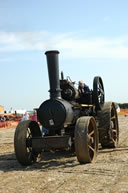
[{"x1": 118, "y1": 103, "x2": 128, "y2": 109}]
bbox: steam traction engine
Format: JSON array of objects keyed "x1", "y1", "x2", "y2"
[{"x1": 14, "y1": 50, "x2": 119, "y2": 166}]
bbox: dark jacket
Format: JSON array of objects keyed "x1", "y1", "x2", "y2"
[{"x1": 78, "y1": 84, "x2": 90, "y2": 97}]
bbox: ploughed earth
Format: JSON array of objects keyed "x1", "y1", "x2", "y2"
[{"x1": 0, "y1": 115, "x2": 128, "y2": 193}]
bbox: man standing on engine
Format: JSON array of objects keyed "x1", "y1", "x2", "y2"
[{"x1": 78, "y1": 80, "x2": 90, "y2": 97}]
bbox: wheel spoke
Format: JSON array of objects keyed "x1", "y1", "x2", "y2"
[
  {"x1": 111, "y1": 115, "x2": 116, "y2": 120},
  {"x1": 27, "y1": 128, "x2": 30, "y2": 136},
  {"x1": 88, "y1": 130, "x2": 94, "y2": 137},
  {"x1": 98, "y1": 81, "x2": 102, "y2": 89},
  {"x1": 100, "y1": 89, "x2": 104, "y2": 95},
  {"x1": 88, "y1": 145, "x2": 95, "y2": 152},
  {"x1": 27, "y1": 146, "x2": 32, "y2": 152},
  {"x1": 28, "y1": 151, "x2": 32, "y2": 160},
  {"x1": 27, "y1": 128, "x2": 32, "y2": 138},
  {"x1": 98, "y1": 86, "x2": 104, "y2": 95},
  {"x1": 112, "y1": 129, "x2": 117, "y2": 136},
  {"x1": 112, "y1": 128, "x2": 117, "y2": 132}
]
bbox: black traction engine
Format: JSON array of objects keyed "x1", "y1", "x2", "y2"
[{"x1": 14, "y1": 50, "x2": 119, "y2": 166}]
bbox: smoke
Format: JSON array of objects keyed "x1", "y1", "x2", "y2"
[{"x1": 0, "y1": 31, "x2": 128, "y2": 59}]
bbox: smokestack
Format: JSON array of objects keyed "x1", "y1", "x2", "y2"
[{"x1": 45, "y1": 50, "x2": 61, "y2": 99}]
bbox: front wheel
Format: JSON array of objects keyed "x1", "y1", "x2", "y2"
[
  {"x1": 75, "y1": 116, "x2": 98, "y2": 163},
  {"x1": 14, "y1": 120, "x2": 42, "y2": 166}
]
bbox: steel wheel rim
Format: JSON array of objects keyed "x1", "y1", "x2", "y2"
[
  {"x1": 26, "y1": 126, "x2": 40, "y2": 162},
  {"x1": 26, "y1": 127, "x2": 33, "y2": 161},
  {"x1": 87, "y1": 117, "x2": 98, "y2": 161},
  {"x1": 110, "y1": 104, "x2": 119, "y2": 145}
]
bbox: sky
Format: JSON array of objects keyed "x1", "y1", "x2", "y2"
[{"x1": 0, "y1": 0, "x2": 128, "y2": 110}]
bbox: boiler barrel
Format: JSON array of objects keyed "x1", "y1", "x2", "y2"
[{"x1": 37, "y1": 99, "x2": 74, "y2": 130}]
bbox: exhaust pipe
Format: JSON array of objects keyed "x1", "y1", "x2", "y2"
[{"x1": 45, "y1": 50, "x2": 61, "y2": 99}]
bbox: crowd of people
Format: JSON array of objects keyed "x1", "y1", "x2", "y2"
[
  {"x1": 0, "y1": 114, "x2": 6, "y2": 122},
  {"x1": 0, "y1": 80, "x2": 90, "y2": 131}
]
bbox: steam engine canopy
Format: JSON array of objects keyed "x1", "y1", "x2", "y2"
[{"x1": 37, "y1": 99, "x2": 66, "y2": 129}]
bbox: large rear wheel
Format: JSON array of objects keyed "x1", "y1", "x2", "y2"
[
  {"x1": 75, "y1": 116, "x2": 98, "y2": 163},
  {"x1": 98, "y1": 102, "x2": 119, "y2": 148},
  {"x1": 14, "y1": 120, "x2": 42, "y2": 166}
]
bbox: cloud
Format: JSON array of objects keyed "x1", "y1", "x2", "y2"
[
  {"x1": 0, "y1": 31, "x2": 128, "y2": 59},
  {"x1": 0, "y1": 31, "x2": 49, "y2": 52}
]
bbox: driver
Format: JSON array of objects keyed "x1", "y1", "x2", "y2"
[{"x1": 78, "y1": 80, "x2": 90, "y2": 97}]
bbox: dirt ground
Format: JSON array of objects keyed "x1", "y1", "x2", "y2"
[{"x1": 0, "y1": 115, "x2": 128, "y2": 193}]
